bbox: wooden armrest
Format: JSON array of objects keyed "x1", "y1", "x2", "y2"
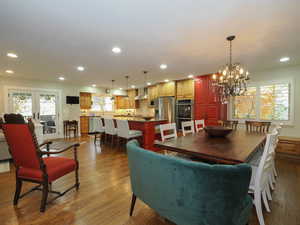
[
  {"x1": 41, "y1": 142, "x2": 80, "y2": 155},
  {"x1": 39, "y1": 140, "x2": 53, "y2": 147}
]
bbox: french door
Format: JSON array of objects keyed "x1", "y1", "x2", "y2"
[{"x1": 7, "y1": 88, "x2": 60, "y2": 139}]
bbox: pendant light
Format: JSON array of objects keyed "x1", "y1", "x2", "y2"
[
  {"x1": 124, "y1": 76, "x2": 129, "y2": 98},
  {"x1": 110, "y1": 80, "x2": 115, "y2": 100}
]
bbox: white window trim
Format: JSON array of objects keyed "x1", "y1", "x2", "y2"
[{"x1": 228, "y1": 78, "x2": 295, "y2": 126}]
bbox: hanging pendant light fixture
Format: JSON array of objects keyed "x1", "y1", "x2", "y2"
[
  {"x1": 212, "y1": 35, "x2": 250, "y2": 104},
  {"x1": 124, "y1": 75, "x2": 129, "y2": 98},
  {"x1": 110, "y1": 80, "x2": 115, "y2": 100},
  {"x1": 143, "y1": 70, "x2": 149, "y2": 99}
]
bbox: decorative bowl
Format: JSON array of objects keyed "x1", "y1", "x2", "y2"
[{"x1": 204, "y1": 126, "x2": 233, "y2": 137}]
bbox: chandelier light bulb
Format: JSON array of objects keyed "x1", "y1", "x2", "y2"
[
  {"x1": 222, "y1": 70, "x2": 226, "y2": 76},
  {"x1": 239, "y1": 68, "x2": 244, "y2": 74},
  {"x1": 212, "y1": 74, "x2": 217, "y2": 80}
]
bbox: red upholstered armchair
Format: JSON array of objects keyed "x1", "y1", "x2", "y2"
[{"x1": 1, "y1": 114, "x2": 80, "y2": 212}]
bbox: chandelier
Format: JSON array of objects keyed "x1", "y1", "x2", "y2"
[{"x1": 212, "y1": 35, "x2": 250, "y2": 104}]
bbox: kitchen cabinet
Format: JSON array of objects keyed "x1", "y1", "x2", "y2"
[
  {"x1": 157, "y1": 81, "x2": 175, "y2": 97},
  {"x1": 80, "y1": 116, "x2": 89, "y2": 135},
  {"x1": 194, "y1": 75, "x2": 227, "y2": 125},
  {"x1": 176, "y1": 79, "x2": 194, "y2": 99},
  {"x1": 115, "y1": 89, "x2": 138, "y2": 109},
  {"x1": 80, "y1": 92, "x2": 92, "y2": 109},
  {"x1": 147, "y1": 85, "x2": 158, "y2": 106}
]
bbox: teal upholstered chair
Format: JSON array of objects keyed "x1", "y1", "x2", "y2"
[{"x1": 127, "y1": 140, "x2": 252, "y2": 225}]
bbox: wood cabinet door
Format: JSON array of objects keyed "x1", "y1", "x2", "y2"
[
  {"x1": 80, "y1": 117, "x2": 89, "y2": 134},
  {"x1": 176, "y1": 81, "x2": 184, "y2": 99},
  {"x1": 80, "y1": 92, "x2": 92, "y2": 109},
  {"x1": 183, "y1": 79, "x2": 194, "y2": 99}
]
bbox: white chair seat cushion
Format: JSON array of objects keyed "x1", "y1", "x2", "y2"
[{"x1": 129, "y1": 130, "x2": 142, "y2": 138}]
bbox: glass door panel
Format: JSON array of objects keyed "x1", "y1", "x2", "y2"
[
  {"x1": 9, "y1": 91, "x2": 34, "y2": 119},
  {"x1": 37, "y1": 93, "x2": 59, "y2": 138}
]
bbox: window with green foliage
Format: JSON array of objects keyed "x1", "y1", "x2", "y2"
[
  {"x1": 233, "y1": 82, "x2": 291, "y2": 121},
  {"x1": 91, "y1": 95, "x2": 114, "y2": 112}
]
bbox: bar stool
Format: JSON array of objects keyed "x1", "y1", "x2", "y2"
[{"x1": 116, "y1": 120, "x2": 142, "y2": 148}]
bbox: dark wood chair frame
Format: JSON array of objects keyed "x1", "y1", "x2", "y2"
[
  {"x1": 1, "y1": 118, "x2": 80, "y2": 212},
  {"x1": 245, "y1": 121, "x2": 271, "y2": 133},
  {"x1": 219, "y1": 120, "x2": 239, "y2": 130}
]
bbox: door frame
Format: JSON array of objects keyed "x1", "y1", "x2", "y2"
[{"x1": 3, "y1": 86, "x2": 63, "y2": 139}]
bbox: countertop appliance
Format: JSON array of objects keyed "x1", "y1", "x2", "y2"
[
  {"x1": 154, "y1": 97, "x2": 175, "y2": 123},
  {"x1": 176, "y1": 99, "x2": 194, "y2": 130}
]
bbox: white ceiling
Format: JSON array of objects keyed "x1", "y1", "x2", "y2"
[{"x1": 0, "y1": 0, "x2": 299, "y2": 88}]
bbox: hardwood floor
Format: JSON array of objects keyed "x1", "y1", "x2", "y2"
[{"x1": 0, "y1": 136, "x2": 299, "y2": 225}]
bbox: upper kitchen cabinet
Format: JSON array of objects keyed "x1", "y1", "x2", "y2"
[
  {"x1": 157, "y1": 81, "x2": 175, "y2": 97},
  {"x1": 80, "y1": 92, "x2": 92, "y2": 109},
  {"x1": 115, "y1": 89, "x2": 139, "y2": 109},
  {"x1": 176, "y1": 79, "x2": 194, "y2": 99},
  {"x1": 148, "y1": 85, "x2": 158, "y2": 102}
]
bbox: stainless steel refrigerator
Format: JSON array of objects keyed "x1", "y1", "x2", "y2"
[{"x1": 154, "y1": 97, "x2": 175, "y2": 123}]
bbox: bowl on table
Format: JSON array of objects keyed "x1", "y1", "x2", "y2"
[{"x1": 204, "y1": 126, "x2": 233, "y2": 137}]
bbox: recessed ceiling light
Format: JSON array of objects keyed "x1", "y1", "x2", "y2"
[
  {"x1": 77, "y1": 66, "x2": 85, "y2": 71},
  {"x1": 119, "y1": 88, "x2": 123, "y2": 90},
  {"x1": 5, "y1": 70, "x2": 14, "y2": 74},
  {"x1": 280, "y1": 57, "x2": 290, "y2": 62},
  {"x1": 112, "y1": 47, "x2": 122, "y2": 54},
  {"x1": 7, "y1": 52, "x2": 18, "y2": 58},
  {"x1": 164, "y1": 79, "x2": 169, "y2": 82},
  {"x1": 92, "y1": 84, "x2": 96, "y2": 87},
  {"x1": 160, "y1": 64, "x2": 167, "y2": 70},
  {"x1": 58, "y1": 76, "x2": 65, "y2": 81},
  {"x1": 188, "y1": 74, "x2": 194, "y2": 78},
  {"x1": 131, "y1": 85, "x2": 135, "y2": 88},
  {"x1": 147, "y1": 82, "x2": 152, "y2": 86}
]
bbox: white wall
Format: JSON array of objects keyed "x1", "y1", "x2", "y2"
[
  {"x1": 0, "y1": 77, "x2": 119, "y2": 137},
  {"x1": 242, "y1": 65, "x2": 300, "y2": 137}
]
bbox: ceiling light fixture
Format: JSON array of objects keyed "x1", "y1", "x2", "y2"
[
  {"x1": 119, "y1": 88, "x2": 123, "y2": 90},
  {"x1": 212, "y1": 35, "x2": 250, "y2": 104},
  {"x1": 147, "y1": 82, "x2": 152, "y2": 86},
  {"x1": 164, "y1": 79, "x2": 169, "y2": 82},
  {"x1": 131, "y1": 85, "x2": 135, "y2": 88},
  {"x1": 7, "y1": 52, "x2": 18, "y2": 58},
  {"x1": 5, "y1": 70, "x2": 14, "y2": 74},
  {"x1": 280, "y1": 57, "x2": 290, "y2": 62},
  {"x1": 77, "y1": 66, "x2": 85, "y2": 71},
  {"x1": 58, "y1": 76, "x2": 65, "y2": 81},
  {"x1": 92, "y1": 84, "x2": 96, "y2": 87},
  {"x1": 160, "y1": 64, "x2": 167, "y2": 70},
  {"x1": 188, "y1": 74, "x2": 194, "y2": 78},
  {"x1": 112, "y1": 47, "x2": 122, "y2": 54}
]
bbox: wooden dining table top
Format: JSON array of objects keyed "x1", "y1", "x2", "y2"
[{"x1": 154, "y1": 130, "x2": 266, "y2": 164}]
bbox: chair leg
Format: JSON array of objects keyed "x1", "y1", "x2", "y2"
[
  {"x1": 262, "y1": 190, "x2": 271, "y2": 212},
  {"x1": 254, "y1": 190, "x2": 266, "y2": 225},
  {"x1": 75, "y1": 167, "x2": 80, "y2": 190},
  {"x1": 129, "y1": 194, "x2": 137, "y2": 216},
  {"x1": 40, "y1": 182, "x2": 49, "y2": 212},
  {"x1": 13, "y1": 178, "x2": 22, "y2": 205}
]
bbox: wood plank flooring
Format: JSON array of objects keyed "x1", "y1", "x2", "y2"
[{"x1": 0, "y1": 136, "x2": 299, "y2": 225}]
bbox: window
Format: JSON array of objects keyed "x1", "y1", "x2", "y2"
[
  {"x1": 233, "y1": 87, "x2": 256, "y2": 119},
  {"x1": 232, "y1": 82, "x2": 291, "y2": 122},
  {"x1": 91, "y1": 95, "x2": 114, "y2": 112}
]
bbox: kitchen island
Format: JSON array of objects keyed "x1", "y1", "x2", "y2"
[{"x1": 113, "y1": 116, "x2": 167, "y2": 151}]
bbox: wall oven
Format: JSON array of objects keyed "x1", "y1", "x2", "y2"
[{"x1": 175, "y1": 99, "x2": 194, "y2": 130}]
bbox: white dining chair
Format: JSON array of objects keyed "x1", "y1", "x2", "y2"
[
  {"x1": 249, "y1": 130, "x2": 278, "y2": 225},
  {"x1": 104, "y1": 118, "x2": 117, "y2": 145},
  {"x1": 160, "y1": 123, "x2": 177, "y2": 142},
  {"x1": 93, "y1": 117, "x2": 105, "y2": 144},
  {"x1": 182, "y1": 121, "x2": 195, "y2": 136},
  {"x1": 116, "y1": 120, "x2": 142, "y2": 147},
  {"x1": 195, "y1": 119, "x2": 205, "y2": 132}
]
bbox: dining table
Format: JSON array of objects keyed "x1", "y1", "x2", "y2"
[{"x1": 154, "y1": 130, "x2": 266, "y2": 164}]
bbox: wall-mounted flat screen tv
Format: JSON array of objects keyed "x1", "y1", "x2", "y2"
[{"x1": 66, "y1": 96, "x2": 80, "y2": 104}]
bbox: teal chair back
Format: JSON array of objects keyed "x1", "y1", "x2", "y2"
[{"x1": 127, "y1": 140, "x2": 252, "y2": 225}]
